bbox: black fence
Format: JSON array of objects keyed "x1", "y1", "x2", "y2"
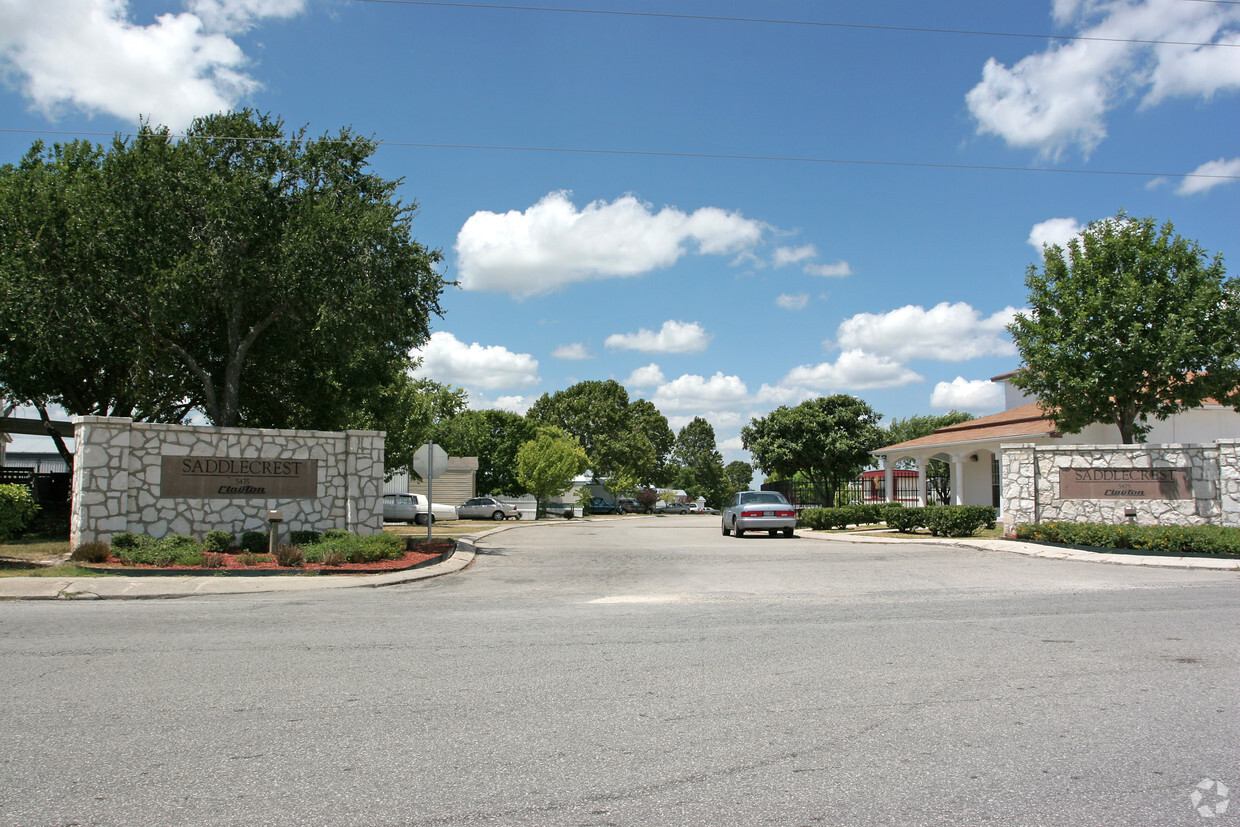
[
  {"x1": 762, "y1": 474, "x2": 950, "y2": 510},
  {"x1": 0, "y1": 469, "x2": 71, "y2": 504}
]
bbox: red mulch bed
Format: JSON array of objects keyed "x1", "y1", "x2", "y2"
[{"x1": 85, "y1": 541, "x2": 455, "y2": 575}]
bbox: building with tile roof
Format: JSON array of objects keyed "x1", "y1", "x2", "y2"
[{"x1": 872, "y1": 371, "x2": 1240, "y2": 518}]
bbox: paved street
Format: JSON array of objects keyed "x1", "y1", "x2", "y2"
[{"x1": 1, "y1": 516, "x2": 1237, "y2": 826}]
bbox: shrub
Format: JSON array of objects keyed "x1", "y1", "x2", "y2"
[
  {"x1": 883, "y1": 506, "x2": 926, "y2": 533},
  {"x1": 1013, "y1": 521, "x2": 1240, "y2": 556},
  {"x1": 204, "y1": 530, "x2": 234, "y2": 554},
  {"x1": 70, "y1": 541, "x2": 111, "y2": 563},
  {"x1": 0, "y1": 484, "x2": 39, "y2": 541},
  {"x1": 239, "y1": 531, "x2": 268, "y2": 555},
  {"x1": 322, "y1": 528, "x2": 350, "y2": 541},
  {"x1": 202, "y1": 552, "x2": 226, "y2": 569},
  {"x1": 290, "y1": 530, "x2": 321, "y2": 546},
  {"x1": 563, "y1": 508, "x2": 574, "y2": 520},
  {"x1": 319, "y1": 549, "x2": 346, "y2": 567},
  {"x1": 109, "y1": 531, "x2": 143, "y2": 550},
  {"x1": 238, "y1": 552, "x2": 271, "y2": 566},
  {"x1": 274, "y1": 545, "x2": 304, "y2": 567},
  {"x1": 922, "y1": 505, "x2": 996, "y2": 538}
]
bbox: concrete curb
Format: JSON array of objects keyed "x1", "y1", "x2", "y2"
[{"x1": 797, "y1": 530, "x2": 1240, "y2": 571}]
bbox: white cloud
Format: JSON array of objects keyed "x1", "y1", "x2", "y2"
[
  {"x1": 468, "y1": 393, "x2": 534, "y2": 415},
  {"x1": 929, "y1": 377, "x2": 1005, "y2": 412},
  {"x1": 1028, "y1": 217, "x2": 1083, "y2": 251},
  {"x1": 624, "y1": 363, "x2": 666, "y2": 388},
  {"x1": 551, "y1": 342, "x2": 592, "y2": 360},
  {"x1": 605, "y1": 320, "x2": 713, "y2": 354},
  {"x1": 803, "y1": 261, "x2": 852, "y2": 278},
  {"x1": 454, "y1": 191, "x2": 768, "y2": 296},
  {"x1": 0, "y1": 0, "x2": 304, "y2": 128},
  {"x1": 773, "y1": 244, "x2": 817, "y2": 267},
  {"x1": 410, "y1": 331, "x2": 539, "y2": 390},
  {"x1": 652, "y1": 372, "x2": 751, "y2": 413},
  {"x1": 775, "y1": 293, "x2": 809, "y2": 311},
  {"x1": 781, "y1": 350, "x2": 923, "y2": 391},
  {"x1": 835, "y1": 303, "x2": 1020, "y2": 363},
  {"x1": 966, "y1": 0, "x2": 1240, "y2": 158},
  {"x1": 1178, "y1": 157, "x2": 1240, "y2": 195}
]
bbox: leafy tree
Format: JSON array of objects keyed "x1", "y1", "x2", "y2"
[
  {"x1": 741, "y1": 395, "x2": 885, "y2": 507},
  {"x1": 628, "y1": 398, "x2": 676, "y2": 487},
  {"x1": 0, "y1": 111, "x2": 446, "y2": 444},
  {"x1": 373, "y1": 377, "x2": 467, "y2": 477},
  {"x1": 672, "y1": 417, "x2": 729, "y2": 507},
  {"x1": 636, "y1": 487, "x2": 660, "y2": 513},
  {"x1": 724, "y1": 460, "x2": 755, "y2": 494},
  {"x1": 526, "y1": 380, "x2": 666, "y2": 485},
  {"x1": 434, "y1": 408, "x2": 535, "y2": 495},
  {"x1": 1008, "y1": 211, "x2": 1240, "y2": 443},
  {"x1": 516, "y1": 426, "x2": 589, "y2": 518}
]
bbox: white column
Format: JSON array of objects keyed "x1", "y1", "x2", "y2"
[
  {"x1": 883, "y1": 462, "x2": 894, "y2": 505},
  {"x1": 951, "y1": 454, "x2": 966, "y2": 505},
  {"x1": 916, "y1": 456, "x2": 927, "y2": 507}
]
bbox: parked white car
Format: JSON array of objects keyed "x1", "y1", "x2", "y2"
[
  {"x1": 457, "y1": 496, "x2": 521, "y2": 521},
  {"x1": 722, "y1": 491, "x2": 796, "y2": 538},
  {"x1": 383, "y1": 493, "x2": 459, "y2": 525}
]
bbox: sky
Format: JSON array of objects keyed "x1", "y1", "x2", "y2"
[{"x1": 1, "y1": 0, "x2": 1237, "y2": 463}]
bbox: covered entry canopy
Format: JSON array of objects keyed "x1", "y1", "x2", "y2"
[
  {"x1": 0, "y1": 415, "x2": 75, "y2": 438},
  {"x1": 871, "y1": 403, "x2": 1061, "y2": 512}
]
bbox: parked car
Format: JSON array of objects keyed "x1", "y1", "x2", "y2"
[
  {"x1": 457, "y1": 496, "x2": 521, "y2": 521},
  {"x1": 587, "y1": 497, "x2": 621, "y2": 515},
  {"x1": 617, "y1": 497, "x2": 642, "y2": 513},
  {"x1": 383, "y1": 493, "x2": 459, "y2": 525},
  {"x1": 659, "y1": 501, "x2": 689, "y2": 514},
  {"x1": 722, "y1": 490, "x2": 796, "y2": 537},
  {"x1": 700, "y1": 506, "x2": 719, "y2": 515}
]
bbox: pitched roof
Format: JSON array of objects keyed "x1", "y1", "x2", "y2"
[{"x1": 874, "y1": 403, "x2": 1057, "y2": 455}]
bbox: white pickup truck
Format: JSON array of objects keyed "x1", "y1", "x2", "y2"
[{"x1": 382, "y1": 493, "x2": 459, "y2": 525}]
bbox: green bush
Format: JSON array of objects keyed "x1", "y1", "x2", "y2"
[
  {"x1": 322, "y1": 528, "x2": 350, "y2": 541},
  {"x1": 798, "y1": 505, "x2": 883, "y2": 530},
  {"x1": 922, "y1": 506, "x2": 996, "y2": 538},
  {"x1": 883, "y1": 506, "x2": 926, "y2": 533},
  {"x1": 204, "y1": 530, "x2": 234, "y2": 554},
  {"x1": 109, "y1": 531, "x2": 143, "y2": 550},
  {"x1": 114, "y1": 533, "x2": 201, "y2": 566},
  {"x1": 0, "y1": 484, "x2": 39, "y2": 541},
  {"x1": 1014, "y1": 521, "x2": 1240, "y2": 555},
  {"x1": 239, "y1": 531, "x2": 268, "y2": 554},
  {"x1": 274, "y1": 545, "x2": 304, "y2": 567},
  {"x1": 301, "y1": 531, "x2": 405, "y2": 565},
  {"x1": 290, "y1": 530, "x2": 321, "y2": 545}
]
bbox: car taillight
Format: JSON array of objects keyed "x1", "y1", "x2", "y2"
[
  {"x1": 741, "y1": 510, "x2": 761, "y2": 517},
  {"x1": 776, "y1": 510, "x2": 794, "y2": 517}
]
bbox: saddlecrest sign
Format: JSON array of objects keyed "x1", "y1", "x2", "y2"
[
  {"x1": 1058, "y1": 467, "x2": 1192, "y2": 500},
  {"x1": 161, "y1": 456, "x2": 319, "y2": 498}
]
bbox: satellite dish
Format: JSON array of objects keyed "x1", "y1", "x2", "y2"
[{"x1": 411, "y1": 442, "x2": 448, "y2": 480}]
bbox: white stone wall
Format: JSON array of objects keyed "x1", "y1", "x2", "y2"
[
  {"x1": 1001, "y1": 440, "x2": 1239, "y2": 533},
  {"x1": 71, "y1": 417, "x2": 384, "y2": 547}
]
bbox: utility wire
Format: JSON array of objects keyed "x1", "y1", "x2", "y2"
[
  {"x1": 346, "y1": 0, "x2": 1240, "y2": 48},
  {"x1": 2, "y1": 128, "x2": 1236, "y2": 182}
]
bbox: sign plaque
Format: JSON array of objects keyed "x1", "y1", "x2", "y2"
[
  {"x1": 161, "y1": 456, "x2": 318, "y2": 499},
  {"x1": 1058, "y1": 467, "x2": 1191, "y2": 500}
]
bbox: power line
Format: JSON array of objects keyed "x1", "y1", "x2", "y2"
[
  {"x1": 346, "y1": 0, "x2": 1240, "y2": 49},
  {"x1": 2, "y1": 127, "x2": 1236, "y2": 182}
]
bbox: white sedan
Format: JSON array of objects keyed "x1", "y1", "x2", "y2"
[
  {"x1": 721, "y1": 491, "x2": 796, "y2": 538},
  {"x1": 383, "y1": 493, "x2": 459, "y2": 525}
]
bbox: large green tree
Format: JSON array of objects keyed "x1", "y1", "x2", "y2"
[
  {"x1": 1008, "y1": 211, "x2": 1240, "y2": 443},
  {"x1": 741, "y1": 395, "x2": 885, "y2": 506},
  {"x1": 724, "y1": 460, "x2": 755, "y2": 494},
  {"x1": 0, "y1": 111, "x2": 446, "y2": 454},
  {"x1": 516, "y1": 426, "x2": 589, "y2": 518},
  {"x1": 672, "y1": 417, "x2": 729, "y2": 508},
  {"x1": 525, "y1": 380, "x2": 668, "y2": 486},
  {"x1": 434, "y1": 408, "x2": 536, "y2": 496}
]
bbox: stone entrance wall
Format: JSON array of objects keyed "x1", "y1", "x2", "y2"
[
  {"x1": 1001, "y1": 440, "x2": 1240, "y2": 533},
  {"x1": 71, "y1": 417, "x2": 384, "y2": 548}
]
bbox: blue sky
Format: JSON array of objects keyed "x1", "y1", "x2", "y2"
[{"x1": 1, "y1": 0, "x2": 1238, "y2": 462}]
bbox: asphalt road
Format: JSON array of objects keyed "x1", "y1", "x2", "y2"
[{"x1": 1, "y1": 516, "x2": 1237, "y2": 826}]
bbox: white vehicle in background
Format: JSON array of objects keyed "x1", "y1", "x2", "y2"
[
  {"x1": 383, "y1": 493, "x2": 459, "y2": 525},
  {"x1": 457, "y1": 496, "x2": 521, "y2": 521},
  {"x1": 722, "y1": 490, "x2": 796, "y2": 538}
]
